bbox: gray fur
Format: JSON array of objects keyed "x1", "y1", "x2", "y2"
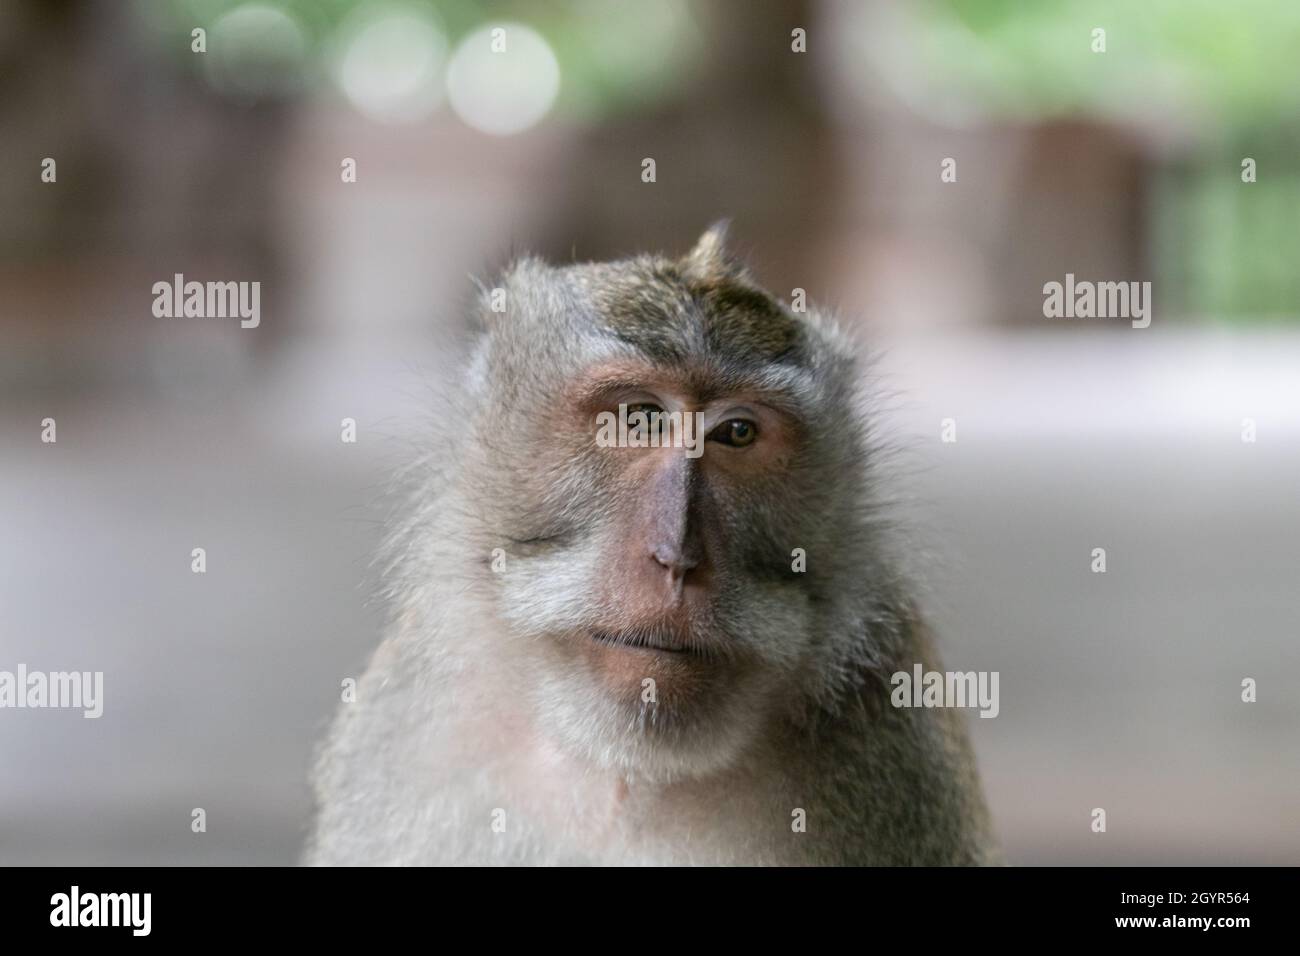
[{"x1": 306, "y1": 227, "x2": 999, "y2": 865}]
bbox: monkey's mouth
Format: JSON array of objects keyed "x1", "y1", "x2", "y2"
[{"x1": 589, "y1": 629, "x2": 697, "y2": 656}]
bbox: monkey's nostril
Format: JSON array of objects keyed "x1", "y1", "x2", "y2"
[{"x1": 652, "y1": 545, "x2": 700, "y2": 576}]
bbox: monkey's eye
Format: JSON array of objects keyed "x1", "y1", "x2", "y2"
[
  {"x1": 709, "y1": 418, "x2": 758, "y2": 447},
  {"x1": 626, "y1": 403, "x2": 664, "y2": 435}
]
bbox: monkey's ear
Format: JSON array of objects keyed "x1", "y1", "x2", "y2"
[{"x1": 681, "y1": 220, "x2": 746, "y2": 282}]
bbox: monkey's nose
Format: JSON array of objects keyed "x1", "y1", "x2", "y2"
[{"x1": 651, "y1": 543, "x2": 700, "y2": 578}]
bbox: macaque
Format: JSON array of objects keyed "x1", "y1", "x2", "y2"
[{"x1": 307, "y1": 225, "x2": 998, "y2": 865}]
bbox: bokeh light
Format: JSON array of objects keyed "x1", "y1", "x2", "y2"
[
  {"x1": 333, "y1": 2, "x2": 448, "y2": 124},
  {"x1": 202, "y1": 3, "x2": 308, "y2": 99},
  {"x1": 446, "y1": 23, "x2": 560, "y2": 136}
]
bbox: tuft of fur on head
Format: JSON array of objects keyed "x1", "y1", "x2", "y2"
[{"x1": 366, "y1": 226, "x2": 915, "y2": 786}]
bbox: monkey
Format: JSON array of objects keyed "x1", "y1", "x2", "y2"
[{"x1": 306, "y1": 224, "x2": 999, "y2": 866}]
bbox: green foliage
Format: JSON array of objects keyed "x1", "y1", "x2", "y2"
[
  {"x1": 925, "y1": 0, "x2": 1300, "y2": 129},
  {"x1": 147, "y1": 0, "x2": 702, "y2": 116}
]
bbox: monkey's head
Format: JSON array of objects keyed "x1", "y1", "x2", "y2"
[{"x1": 451, "y1": 224, "x2": 902, "y2": 782}]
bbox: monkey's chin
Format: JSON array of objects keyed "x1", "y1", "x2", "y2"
[{"x1": 533, "y1": 638, "x2": 761, "y2": 783}]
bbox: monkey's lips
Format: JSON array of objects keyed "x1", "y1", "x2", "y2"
[
  {"x1": 581, "y1": 625, "x2": 729, "y2": 697},
  {"x1": 589, "y1": 629, "x2": 698, "y2": 656}
]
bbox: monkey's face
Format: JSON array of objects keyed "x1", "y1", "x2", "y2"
[
  {"x1": 475, "y1": 243, "x2": 869, "y2": 782},
  {"x1": 492, "y1": 361, "x2": 825, "y2": 780}
]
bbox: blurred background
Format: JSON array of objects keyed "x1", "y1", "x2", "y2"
[{"x1": 1, "y1": 0, "x2": 1297, "y2": 865}]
